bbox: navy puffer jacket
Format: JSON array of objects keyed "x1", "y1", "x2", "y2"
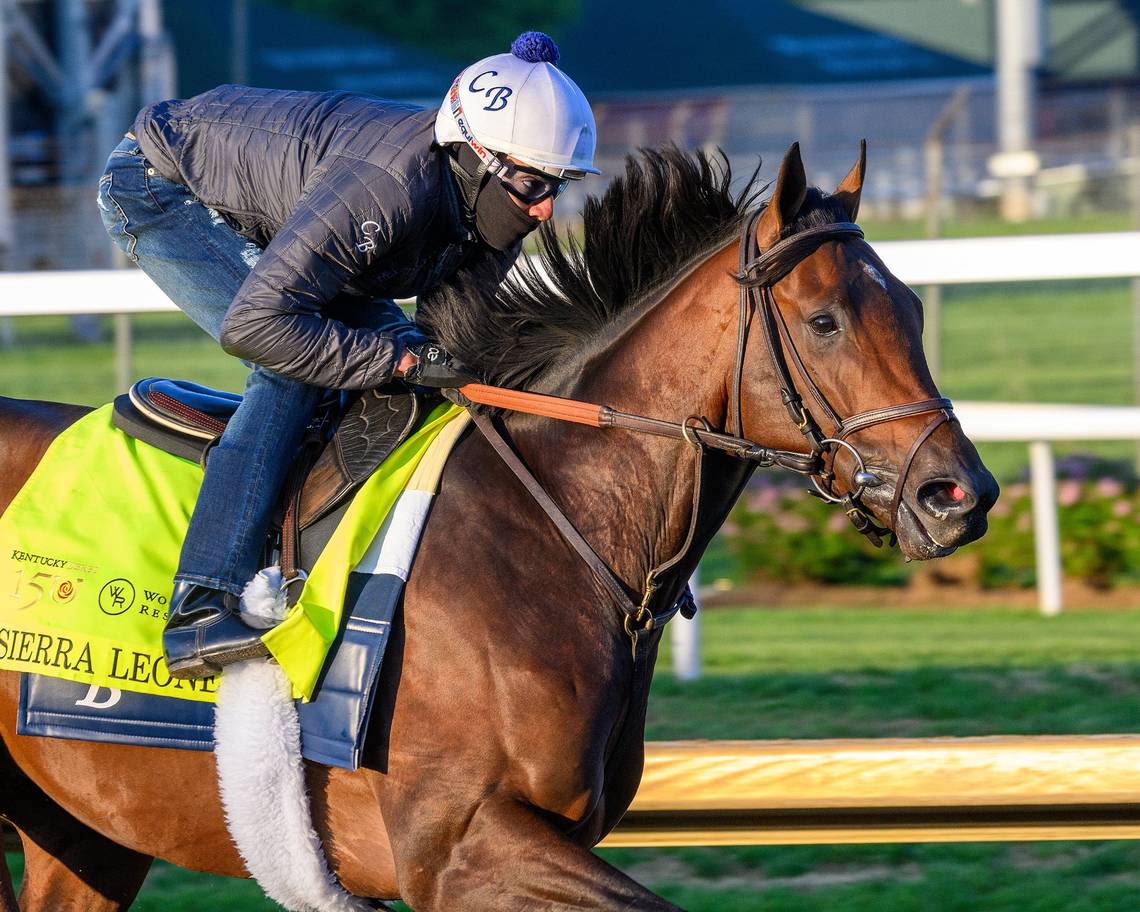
[{"x1": 133, "y1": 84, "x2": 499, "y2": 389}]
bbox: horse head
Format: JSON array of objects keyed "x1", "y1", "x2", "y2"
[{"x1": 736, "y1": 142, "x2": 998, "y2": 559}]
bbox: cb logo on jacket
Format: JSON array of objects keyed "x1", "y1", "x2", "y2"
[{"x1": 356, "y1": 220, "x2": 381, "y2": 254}]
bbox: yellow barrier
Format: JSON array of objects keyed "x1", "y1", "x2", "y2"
[{"x1": 604, "y1": 736, "x2": 1140, "y2": 846}]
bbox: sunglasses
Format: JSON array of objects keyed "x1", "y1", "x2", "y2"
[{"x1": 496, "y1": 162, "x2": 569, "y2": 205}]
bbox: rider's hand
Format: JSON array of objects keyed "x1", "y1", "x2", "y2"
[
  {"x1": 394, "y1": 349, "x2": 419, "y2": 378},
  {"x1": 403, "y1": 342, "x2": 476, "y2": 389}
]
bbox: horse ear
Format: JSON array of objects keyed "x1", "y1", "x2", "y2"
[
  {"x1": 833, "y1": 139, "x2": 867, "y2": 221},
  {"x1": 756, "y1": 142, "x2": 808, "y2": 249}
]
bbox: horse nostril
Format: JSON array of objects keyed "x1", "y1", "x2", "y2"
[{"x1": 917, "y1": 479, "x2": 975, "y2": 518}]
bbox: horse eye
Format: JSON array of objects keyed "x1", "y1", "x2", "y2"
[{"x1": 808, "y1": 313, "x2": 838, "y2": 336}]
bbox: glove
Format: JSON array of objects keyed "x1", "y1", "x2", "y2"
[{"x1": 403, "y1": 342, "x2": 476, "y2": 389}]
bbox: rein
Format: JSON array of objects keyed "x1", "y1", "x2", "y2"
[{"x1": 459, "y1": 212, "x2": 956, "y2": 644}]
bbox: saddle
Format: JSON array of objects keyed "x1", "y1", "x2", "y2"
[{"x1": 112, "y1": 377, "x2": 426, "y2": 572}]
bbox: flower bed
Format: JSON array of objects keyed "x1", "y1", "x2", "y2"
[{"x1": 718, "y1": 455, "x2": 1140, "y2": 590}]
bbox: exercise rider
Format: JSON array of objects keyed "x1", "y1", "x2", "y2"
[{"x1": 98, "y1": 31, "x2": 597, "y2": 679}]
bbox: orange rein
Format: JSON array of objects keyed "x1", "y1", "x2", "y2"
[
  {"x1": 458, "y1": 383, "x2": 605, "y2": 427},
  {"x1": 457, "y1": 382, "x2": 823, "y2": 476}
]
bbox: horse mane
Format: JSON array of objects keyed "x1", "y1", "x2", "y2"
[{"x1": 416, "y1": 146, "x2": 848, "y2": 390}]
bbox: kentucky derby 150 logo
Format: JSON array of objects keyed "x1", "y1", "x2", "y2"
[{"x1": 8, "y1": 567, "x2": 85, "y2": 611}]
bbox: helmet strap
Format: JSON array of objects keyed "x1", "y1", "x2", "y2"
[{"x1": 447, "y1": 143, "x2": 493, "y2": 222}]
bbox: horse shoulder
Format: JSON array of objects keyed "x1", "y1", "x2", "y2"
[{"x1": 386, "y1": 430, "x2": 634, "y2": 823}]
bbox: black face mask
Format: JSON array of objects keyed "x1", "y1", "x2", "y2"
[
  {"x1": 473, "y1": 176, "x2": 539, "y2": 251},
  {"x1": 448, "y1": 144, "x2": 540, "y2": 252}
]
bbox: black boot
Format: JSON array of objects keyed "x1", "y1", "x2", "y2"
[{"x1": 163, "y1": 582, "x2": 268, "y2": 680}]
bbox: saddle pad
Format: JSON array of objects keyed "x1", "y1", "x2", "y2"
[
  {"x1": 15, "y1": 407, "x2": 471, "y2": 769},
  {"x1": 0, "y1": 401, "x2": 467, "y2": 703}
]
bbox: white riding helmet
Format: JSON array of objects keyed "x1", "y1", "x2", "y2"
[{"x1": 434, "y1": 32, "x2": 599, "y2": 178}]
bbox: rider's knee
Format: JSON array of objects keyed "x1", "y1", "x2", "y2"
[{"x1": 96, "y1": 174, "x2": 139, "y2": 263}]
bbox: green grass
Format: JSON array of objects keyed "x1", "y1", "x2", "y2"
[
  {"x1": 658, "y1": 605, "x2": 1140, "y2": 675},
  {"x1": 937, "y1": 278, "x2": 1137, "y2": 480},
  {"x1": 130, "y1": 864, "x2": 279, "y2": 912},
  {"x1": 861, "y1": 211, "x2": 1136, "y2": 241},
  {"x1": 646, "y1": 606, "x2": 1140, "y2": 742},
  {"x1": 0, "y1": 314, "x2": 247, "y2": 403},
  {"x1": 597, "y1": 841, "x2": 1140, "y2": 912},
  {"x1": 631, "y1": 604, "x2": 1140, "y2": 912}
]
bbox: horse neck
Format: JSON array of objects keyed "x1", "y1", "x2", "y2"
[{"x1": 506, "y1": 243, "x2": 751, "y2": 596}]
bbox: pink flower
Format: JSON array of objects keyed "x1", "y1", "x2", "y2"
[
  {"x1": 1095, "y1": 478, "x2": 1124, "y2": 498},
  {"x1": 1058, "y1": 480, "x2": 1082, "y2": 507},
  {"x1": 774, "y1": 512, "x2": 810, "y2": 533},
  {"x1": 1113, "y1": 500, "x2": 1131, "y2": 518},
  {"x1": 747, "y1": 487, "x2": 780, "y2": 512},
  {"x1": 827, "y1": 511, "x2": 849, "y2": 532}
]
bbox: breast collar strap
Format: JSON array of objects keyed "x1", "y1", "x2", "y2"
[{"x1": 471, "y1": 411, "x2": 702, "y2": 655}]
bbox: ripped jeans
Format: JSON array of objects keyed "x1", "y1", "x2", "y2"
[{"x1": 97, "y1": 135, "x2": 422, "y2": 595}]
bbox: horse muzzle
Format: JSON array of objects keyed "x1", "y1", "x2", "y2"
[{"x1": 887, "y1": 463, "x2": 1000, "y2": 561}]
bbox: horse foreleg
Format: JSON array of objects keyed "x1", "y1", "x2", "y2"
[
  {"x1": 389, "y1": 797, "x2": 682, "y2": 912},
  {"x1": 14, "y1": 830, "x2": 152, "y2": 912},
  {"x1": 0, "y1": 749, "x2": 152, "y2": 911}
]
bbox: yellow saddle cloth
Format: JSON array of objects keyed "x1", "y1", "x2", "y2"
[{"x1": 0, "y1": 401, "x2": 468, "y2": 702}]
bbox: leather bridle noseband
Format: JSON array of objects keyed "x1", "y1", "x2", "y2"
[{"x1": 467, "y1": 209, "x2": 957, "y2": 644}]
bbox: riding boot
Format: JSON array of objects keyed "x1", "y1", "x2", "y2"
[{"x1": 163, "y1": 582, "x2": 268, "y2": 680}]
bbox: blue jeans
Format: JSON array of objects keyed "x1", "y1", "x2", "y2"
[{"x1": 98, "y1": 135, "x2": 421, "y2": 595}]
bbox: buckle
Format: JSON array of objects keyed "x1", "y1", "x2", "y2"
[
  {"x1": 624, "y1": 574, "x2": 659, "y2": 640},
  {"x1": 623, "y1": 605, "x2": 654, "y2": 639}
]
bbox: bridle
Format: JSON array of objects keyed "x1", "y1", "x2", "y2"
[
  {"x1": 465, "y1": 209, "x2": 956, "y2": 644},
  {"x1": 730, "y1": 209, "x2": 955, "y2": 546}
]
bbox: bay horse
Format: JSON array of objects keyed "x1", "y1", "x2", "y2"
[{"x1": 0, "y1": 143, "x2": 997, "y2": 911}]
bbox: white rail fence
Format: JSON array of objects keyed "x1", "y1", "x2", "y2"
[
  {"x1": 668, "y1": 399, "x2": 1140, "y2": 680},
  {"x1": 1, "y1": 232, "x2": 1138, "y2": 680}
]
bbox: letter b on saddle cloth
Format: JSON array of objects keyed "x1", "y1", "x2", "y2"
[{"x1": 17, "y1": 378, "x2": 426, "y2": 769}]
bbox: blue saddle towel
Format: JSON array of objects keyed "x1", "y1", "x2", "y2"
[{"x1": 18, "y1": 568, "x2": 401, "y2": 770}]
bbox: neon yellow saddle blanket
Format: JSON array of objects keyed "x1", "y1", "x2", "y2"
[{"x1": 0, "y1": 401, "x2": 468, "y2": 703}]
